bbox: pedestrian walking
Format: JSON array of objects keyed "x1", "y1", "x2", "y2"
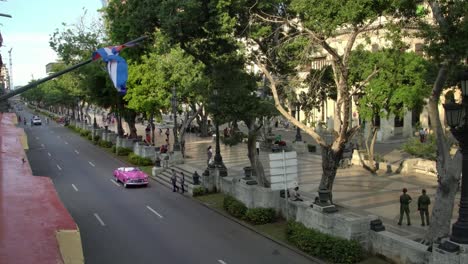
[
  {"x1": 171, "y1": 169, "x2": 179, "y2": 192},
  {"x1": 180, "y1": 172, "x2": 185, "y2": 194},
  {"x1": 256, "y1": 140, "x2": 260, "y2": 155},
  {"x1": 165, "y1": 128, "x2": 170, "y2": 139},
  {"x1": 417, "y1": 189, "x2": 431, "y2": 226},
  {"x1": 207, "y1": 146, "x2": 213, "y2": 166},
  {"x1": 398, "y1": 188, "x2": 412, "y2": 226},
  {"x1": 419, "y1": 128, "x2": 425, "y2": 143}
]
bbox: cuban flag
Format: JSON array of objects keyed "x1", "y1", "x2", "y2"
[{"x1": 92, "y1": 45, "x2": 131, "y2": 93}]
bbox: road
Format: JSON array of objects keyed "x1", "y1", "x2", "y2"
[{"x1": 22, "y1": 111, "x2": 317, "y2": 264}]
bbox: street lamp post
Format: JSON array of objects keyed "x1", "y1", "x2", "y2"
[
  {"x1": 212, "y1": 88, "x2": 227, "y2": 176},
  {"x1": 93, "y1": 109, "x2": 97, "y2": 129},
  {"x1": 172, "y1": 86, "x2": 180, "y2": 151},
  {"x1": 443, "y1": 72, "x2": 468, "y2": 244},
  {"x1": 295, "y1": 103, "x2": 302, "y2": 142}
]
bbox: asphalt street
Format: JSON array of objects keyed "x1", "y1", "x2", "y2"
[{"x1": 21, "y1": 110, "x2": 317, "y2": 264}]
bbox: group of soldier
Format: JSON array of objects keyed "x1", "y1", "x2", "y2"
[{"x1": 398, "y1": 188, "x2": 431, "y2": 226}]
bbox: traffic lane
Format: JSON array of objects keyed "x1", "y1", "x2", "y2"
[
  {"x1": 143, "y1": 190, "x2": 314, "y2": 264},
  {"x1": 25, "y1": 127, "x2": 191, "y2": 264}
]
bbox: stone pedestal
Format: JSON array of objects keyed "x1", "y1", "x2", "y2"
[
  {"x1": 142, "y1": 146, "x2": 157, "y2": 161},
  {"x1": 107, "y1": 132, "x2": 117, "y2": 144},
  {"x1": 292, "y1": 141, "x2": 307, "y2": 154},
  {"x1": 170, "y1": 151, "x2": 184, "y2": 165},
  {"x1": 311, "y1": 203, "x2": 338, "y2": 213},
  {"x1": 403, "y1": 111, "x2": 413, "y2": 138},
  {"x1": 116, "y1": 137, "x2": 135, "y2": 149},
  {"x1": 431, "y1": 240, "x2": 468, "y2": 264},
  {"x1": 152, "y1": 166, "x2": 165, "y2": 177},
  {"x1": 93, "y1": 128, "x2": 103, "y2": 140},
  {"x1": 202, "y1": 167, "x2": 216, "y2": 192},
  {"x1": 133, "y1": 142, "x2": 144, "y2": 156}
]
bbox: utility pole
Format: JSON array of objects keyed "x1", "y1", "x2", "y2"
[{"x1": 8, "y1": 48, "x2": 12, "y2": 90}]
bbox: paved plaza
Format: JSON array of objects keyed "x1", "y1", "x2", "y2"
[{"x1": 101, "y1": 117, "x2": 460, "y2": 242}]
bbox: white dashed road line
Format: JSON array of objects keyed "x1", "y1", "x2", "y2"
[
  {"x1": 94, "y1": 213, "x2": 106, "y2": 226},
  {"x1": 218, "y1": 260, "x2": 227, "y2": 264},
  {"x1": 56, "y1": 164, "x2": 62, "y2": 171},
  {"x1": 74, "y1": 150, "x2": 79, "y2": 154},
  {"x1": 110, "y1": 179, "x2": 120, "y2": 187},
  {"x1": 72, "y1": 184, "x2": 78, "y2": 192},
  {"x1": 89, "y1": 161, "x2": 95, "y2": 167},
  {"x1": 41, "y1": 144, "x2": 45, "y2": 148},
  {"x1": 47, "y1": 152, "x2": 51, "y2": 157},
  {"x1": 65, "y1": 141, "x2": 68, "y2": 145},
  {"x1": 35, "y1": 137, "x2": 39, "y2": 140},
  {"x1": 146, "y1": 206, "x2": 163, "y2": 218}
]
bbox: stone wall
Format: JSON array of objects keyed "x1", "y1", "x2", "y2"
[
  {"x1": 369, "y1": 231, "x2": 429, "y2": 264},
  {"x1": 216, "y1": 176, "x2": 454, "y2": 264}
]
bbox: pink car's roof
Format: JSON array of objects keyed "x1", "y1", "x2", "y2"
[{"x1": 117, "y1": 167, "x2": 147, "y2": 178}]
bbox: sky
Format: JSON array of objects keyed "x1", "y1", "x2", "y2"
[{"x1": 0, "y1": 0, "x2": 104, "y2": 87}]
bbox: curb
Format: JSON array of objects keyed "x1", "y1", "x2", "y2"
[{"x1": 194, "y1": 198, "x2": 326, "y2": 264}]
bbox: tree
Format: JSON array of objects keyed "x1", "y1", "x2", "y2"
[
  {"x1": 248, "y1": 0, "x2": 417, "y2": 201},
  {"x1": 349, "y1": 48, "x2": 433, "y2": 173},
  {"x1": 125, "y1": 33, "x2": 209, "y2": 152},
  {"x1": 413, "y1": 1, "x2": 468, "y2": 244}
]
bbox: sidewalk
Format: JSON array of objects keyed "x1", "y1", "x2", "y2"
[{"x1": 84, "y1": 113, "x2": 458, "y2": 241}]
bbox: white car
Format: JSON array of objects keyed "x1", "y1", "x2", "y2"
[{"x1": 32, "y1": 116, "x2": 42, "y2": 125}]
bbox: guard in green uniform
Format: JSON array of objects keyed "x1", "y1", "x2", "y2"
[
  {"x1": 398, "y1": 188, "x2": 412, "y2": 226},
  {"x1": 417, "y1": 189, "x2": 431, "y2": 226}
]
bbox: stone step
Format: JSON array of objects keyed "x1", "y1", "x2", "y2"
[{"x1": 153, "y1": 166, "x2": 203, "y2": 195}]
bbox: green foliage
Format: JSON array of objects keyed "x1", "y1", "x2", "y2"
[
  {"x1": 402, "y1": 134, "x2": 437, "y2": 161},
  {"x1": 111, "y1": 145, "x2": 116, "y2": 153},
  {"x1": 80, "y1": 130, "x2": 90, "y2": 137},
  {"x1": 87, "y1": 134, "x2": 93, "y2": 141},
  {"x1": 287, "y1": 221, "x2": 364, "y2": 264},
  {"x1": 116, "y1": 147, "x2": 133, "y2": 156},
  {"x1": 93, "y1": 135, "x2": 101, "y2": 143},
  {"x1": 245, "y1": 208, "x2": 276, "y2": 225},
  {"x1": 223, "y1": 195, "x2": 236, "y2": 210},
  {"x1": 223, "y1": 196, "x2": 247, "y2": 219},
  {"x1": 98, "y1": 140, "x2": 113, "y2": 148},
  {"x1": 192, "y1": 186, "x2": 207, "y2": 197},
  {"x1": 128, "y1": 153, "x2": 153, "y2": 166},
  {"x1": 349, "y1": 48, "x2": 432, "y2": 121},
  {"x1": 221, "y1": 132, "x2": 245, "y2": 146}
]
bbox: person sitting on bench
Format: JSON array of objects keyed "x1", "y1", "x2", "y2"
[{"x1": 291, "y1": 186, "x2": 303, "y2": 201}]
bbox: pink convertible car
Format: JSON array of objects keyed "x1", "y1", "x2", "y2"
[{"x1": 113, "y1": 167, "x2": 149, "y2": 188}]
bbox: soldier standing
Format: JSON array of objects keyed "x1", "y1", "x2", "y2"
[
  {"x1": 418, "y1": 189, "x2": 431, "y2": 226},
  {"x1": 171, "y1": 169, "x2": 179, "y2": 192},
  {"x1": 180, "y1": 172, "x2": 185, "y2": 194},
  {"x1": 398, "y1": 188, "x2": 412, "y2": 226}
]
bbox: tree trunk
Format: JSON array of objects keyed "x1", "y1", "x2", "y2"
[
  {"x1": 150, "y1": 112, "x2": 155, "y2": 145},
  {"x1": 85, "y1": 104, "x2": 91, "y2": 124},
  {"x1": 362, "y1": 123, "x2": 378, "y2": 173},
  {"x1": 198, "y1": 112, "x2": 209, "y2": 137},
  {"x1": 318, "y1": 145, "x2": 343, "y2": 203},
  {"x1": 116, "y1": 112, "x2": 124, "y2": 137},
  {"x1": 424, "y1": 158, "x2": 460, "y2": 243},
  {"x1": 179, "y1": 108, "x2": 201, "y2": 157},
  {"x1": 423, "y1": 66, "x2": 462, "y2": 243},
  {"x1": 125, "y1": 110, "x2": 138, "y2": 139},
  {"x1": 246, "y1": 120, "x2": 268, "y2": 187}
]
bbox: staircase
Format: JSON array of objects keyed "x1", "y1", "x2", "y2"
[{"x1": 152, "y1": 164, "x2": 202, "y2": 195}]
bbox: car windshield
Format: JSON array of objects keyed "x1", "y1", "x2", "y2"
[{"x1": 123, "y1": 167, "x2": 139, "y2": 172}]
